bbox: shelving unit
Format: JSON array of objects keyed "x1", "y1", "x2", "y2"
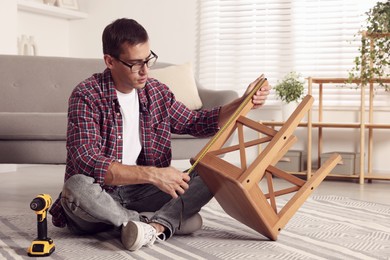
[
  {"x1": 262, "y1": 76, "x2": 389, "y2": 184},
  {"x1": 262, "y1": 32, "x2": 390, "y2": 184},
  {"x1": 17, "y1": 0, "x2": 88, "y2": 20},
  {"x1": 307, "y1": 77, "x2": 390, "y2": 184}
]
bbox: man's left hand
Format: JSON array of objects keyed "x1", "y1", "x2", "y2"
[{"x1": 244, "y1": 75, "x2": 271, "y2": 109}]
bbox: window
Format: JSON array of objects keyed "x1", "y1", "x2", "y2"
[{"x1": 197, "y1": 0, "x2": 383, "y2": 107}]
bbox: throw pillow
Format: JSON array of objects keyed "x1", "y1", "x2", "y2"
[{"x1": 149, "y1": 63, "x2": 203, "y2": 110}]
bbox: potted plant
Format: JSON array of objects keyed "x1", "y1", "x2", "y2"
[
  {"x1": 348, "y1": 1, "x2": 390, "y2": 90},
  {"x1": 274, "y1": 71, "x2": 305, "y2": 120}
]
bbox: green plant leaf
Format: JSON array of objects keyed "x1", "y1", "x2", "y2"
[
  {"x1": 348, "y1": 1, "x2": 390, "y2": 91},
  {"x1": 274, "y1": 71, "x2": 305, "y2": 104}
]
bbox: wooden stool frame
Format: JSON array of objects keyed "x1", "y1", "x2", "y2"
[{"x1": 191, "y1": 93, "x2": 341, "y2": 241}]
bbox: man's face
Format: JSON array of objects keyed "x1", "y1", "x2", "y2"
[{"x1": 107, "y1": 41, "x2": 153, "y2": 93}]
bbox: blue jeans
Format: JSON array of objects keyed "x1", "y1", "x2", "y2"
[{"x1": 60, "y1": 170, "x2": 213, "y2": 238}]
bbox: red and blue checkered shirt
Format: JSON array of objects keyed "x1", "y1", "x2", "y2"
[{"x1": 49, "y1": 68, "x2": 221, "y2": 227}]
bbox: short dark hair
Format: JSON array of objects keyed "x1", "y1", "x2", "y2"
[{"x1": 102, "y1": 18, "x2": 149, "y2": 58}]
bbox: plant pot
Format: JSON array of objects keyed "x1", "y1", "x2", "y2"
[{"x1": 282, "y1": 102, "x2": 298, "y2": 121}]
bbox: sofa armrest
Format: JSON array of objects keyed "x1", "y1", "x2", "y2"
[{"x1": 198, "y1": 88, "x2": 239, "y2": 109}]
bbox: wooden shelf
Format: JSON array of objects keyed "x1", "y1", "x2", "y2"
[
  {"x1": 365, "y1": 123, "x2": 390, "y2": 129},
  {"x1": 262, "y1": 122, "x2": 308, "y2": 127},
  {"x1": 311, "y1": 77, "x2": 390, "y2": 84},
  {"x1": 265, "y1": 32, "x2": 390, "y2": 184},
  {"x1": 17, "y1": 0, "x2": 88, "y2": 20},
  {"x1": 364, "y1": 175, "x2": 390, "y2": 181},
  {"x1": 291, "y1": 172, "x2": 390, "y2": 181},
  {"x1": 325, "y1": 173, "x2": 390, "y2": 181},
  {"x1": 312, "y1": 122, "x2": 361, "y2": 128},
  {"x1": 263, "y1": 121, "x2": 361, "y2": 128},
  {"x1": 308, "y1": 75, "x2": 390, "y2": 184}
]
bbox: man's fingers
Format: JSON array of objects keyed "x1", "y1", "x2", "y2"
[
  {"x1": 182, "y1": 173, "x2": 190, "y2": 182},
  {"x1": 181, "y1": 180, "x2": 189, "y2": 190},
  {"x1": 170, "y1": 190, "x2": 179, "y2": 199}
]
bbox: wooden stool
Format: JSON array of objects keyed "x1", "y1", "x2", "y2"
[{"x1": 192, "y1": 94, "x2": 341, "y2": 240}]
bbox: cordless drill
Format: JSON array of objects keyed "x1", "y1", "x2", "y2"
[{"x1": 27, "y1": 194, "x2": 55, "y2": 257}]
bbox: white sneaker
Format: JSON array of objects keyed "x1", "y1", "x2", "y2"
[{"x1": 121, "y1": 221, "x2": 163, "y2": 251}]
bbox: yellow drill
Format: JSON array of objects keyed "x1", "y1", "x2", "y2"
[{"x1": 27, "y1": 194, "x2": 55, "y2": 257}]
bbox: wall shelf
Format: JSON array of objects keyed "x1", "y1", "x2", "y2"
[{"x1": 17, "y1": 0, "x2": 88, "y2": 20}]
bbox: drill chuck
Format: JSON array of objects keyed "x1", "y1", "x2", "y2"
[
  {"x1": 30, "y1": 197, "x2": 46, "y2": 211},
  {"x1": 30, "y1": 194, "x2": 52, "y2": 213}
]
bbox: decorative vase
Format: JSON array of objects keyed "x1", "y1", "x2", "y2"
[
  {"x1": 17, "y1": 35, "x2": 37, "y2": 56},
  {"x1": 17, "y1": 35, "x2": 29, "y2": 55}
]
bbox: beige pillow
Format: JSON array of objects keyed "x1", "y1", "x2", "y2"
[{"x1": 149, "y1": 63, "x2": 203, "y2": 110}]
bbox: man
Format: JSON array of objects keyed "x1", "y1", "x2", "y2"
[{"x1": 49, "y1": 18, "x2": 270, "y2": 251}]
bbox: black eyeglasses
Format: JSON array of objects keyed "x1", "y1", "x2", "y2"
[{"x1": 116, "y1": 50, "x2": 158, "y2": 73}]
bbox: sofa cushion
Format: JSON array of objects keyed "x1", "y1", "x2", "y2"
[
  {"x1": 148, "y1": 63, "x2": 203, "y2": 110},
  {"x1": 0, "y1": 112, "x2": 66, "y2": 140},
  {"x1": 0, "y1": 55, "x2": 105, "y2": 113}
]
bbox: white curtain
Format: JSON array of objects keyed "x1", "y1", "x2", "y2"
[{"x1": 197, "y1": 0, "x2": 383, "y2": 106}]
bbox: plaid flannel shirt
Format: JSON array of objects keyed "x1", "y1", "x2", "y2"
[{"x1": 49, "y1": 68, "x2": 221, "y2": 227}]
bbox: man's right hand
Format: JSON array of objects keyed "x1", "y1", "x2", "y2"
[
  {"x1": 105, "y1": 162, "x2": 190, "y2": 199},
  {"x1": 150, "y1": 166, "x2": 190, "y2": 199}
]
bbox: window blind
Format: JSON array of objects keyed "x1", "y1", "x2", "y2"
[{"x1": 197, "y1": 0, "x2": 384, "y2": 107}]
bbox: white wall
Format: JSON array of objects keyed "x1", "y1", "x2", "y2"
[
  {"x1": 0, "y1": 0, "x2": 197, "y2": 64},
  {"x1": 0, "y1": 1, "x2": 17, "y2": 54},
  {"x1": 70, "y1": 0, "x2": 198, "y2": 64},
  {"x1": 18, "y1": 11, "x2": 69, "y2": 56},
  {"x1": 0, "y1": 1, "x2": 73, "y2": 56}
]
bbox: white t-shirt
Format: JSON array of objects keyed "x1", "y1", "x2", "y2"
[{"x1": 115, "y1": 90, "x2": 142, "y2": 165}]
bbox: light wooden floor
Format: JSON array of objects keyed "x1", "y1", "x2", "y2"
[{"x1": 1, "y1": 163, "x2": 389, "y2": 217}]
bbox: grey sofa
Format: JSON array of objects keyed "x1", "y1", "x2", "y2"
[{"x1": 0, "y1": 55, "x2": 237, "y2": 164}]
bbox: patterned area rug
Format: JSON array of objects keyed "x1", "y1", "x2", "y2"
[{"x1": 1, "y1": 195, "x2": 389, "y2": 260}]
